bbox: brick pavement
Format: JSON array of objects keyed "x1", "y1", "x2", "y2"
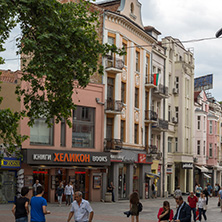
[{"x1": 1, "y1": 196, "x2": 221, "y2": 222}]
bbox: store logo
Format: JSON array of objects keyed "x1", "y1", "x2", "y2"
[
  {"x1": 92, "y1": 156, "x2": 108, "y2": 162},
  {"x1": 33, "y1": 154, "x2": 52, "y2": 161},
  {"x1": 53, "y1": 153, "x2": 90, "y2": 163}
]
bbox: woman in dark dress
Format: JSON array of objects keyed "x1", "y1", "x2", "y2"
[
  {"x1": 129, "y1": 191, "x2": 140, "y2": 222},
  {"x1": 12, "y1": 187, "x2": 30, "y2": 222}
]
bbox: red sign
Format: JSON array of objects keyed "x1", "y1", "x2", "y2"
[
  {"x1": 158, "y1": 165, "x2": 161, "y2": 173},
  {"x1": 33, "y1": 171, "x2": 48, "y2": 174},
  {"x1": 138, "y1": 154, "x2": 146, "y2": 163}
]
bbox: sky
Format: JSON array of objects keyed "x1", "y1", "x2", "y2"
[{"x1": 1, "y1": 0, "x2": 222, "y2": 100}]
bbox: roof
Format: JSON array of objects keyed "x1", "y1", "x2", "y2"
[
  {"x1": 144, "y1": 26, "x2": 161, "y2": 35},
  {"x1": 0, "y1": 69, "x2": 19, "y2": 84}
]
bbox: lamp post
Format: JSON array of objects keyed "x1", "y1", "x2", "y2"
[{"x1": 215, "y1": 28, "x2": 222, "y2": 38}]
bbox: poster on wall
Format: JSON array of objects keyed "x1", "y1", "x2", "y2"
[{"x1": 93, "y1": 176, "x2": 101, "y2": 189}]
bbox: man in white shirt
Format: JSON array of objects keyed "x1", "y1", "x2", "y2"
[
  {"x1": 67, "y1": 191, "x2": 94, "y2": 222},
  {"x1": 65, "y1": 182, "x2": 73, "y2": 206},
  {"x1": 33, "y1": 180, "x2": 41, "y2": 196}
]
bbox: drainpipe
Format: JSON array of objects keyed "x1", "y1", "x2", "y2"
[{"x1": 162, "y1": 47, "x2": 166, "y2": 197}]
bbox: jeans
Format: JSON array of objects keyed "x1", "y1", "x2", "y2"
[
  {"x1": 199, "y1": 208, "x2": 207, "y2": 221},
  {"x1": 66, "y1": 195, "x2": 71, "y2": 205},
  {"x1": 191, "y1": 207, "x2": 196, "y2": 221},
  {"x1": 58, "y1": 195, "x2": 62, "y2": 205},
  {"x1": 16, "y1": 217, "x2": 28, "y2": 222}
]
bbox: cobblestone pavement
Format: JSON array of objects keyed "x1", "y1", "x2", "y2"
[{"x1": 1, "y1": 196, "x2": 221, "y2": 222}]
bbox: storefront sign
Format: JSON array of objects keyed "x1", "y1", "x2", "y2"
[
  {"x1": 182, "y1": 163, "x2": 193, "y2": 169},
  {"x1": 166, "y1": 168, "x2": 172, "y2": 174},
  {"x1": 24, "y1": 149, "x2": 110, "y2": 166},
  {"x1": 138, "y1": 154, "x2": 146, "y2": 163},
  {"x1": 1, "y1": 157, "x2": 21, "y2": 169}
]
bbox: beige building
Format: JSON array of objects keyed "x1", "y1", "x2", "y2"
[{"x1": 162, "y1": 37, "x2": 195, "y2": 195}]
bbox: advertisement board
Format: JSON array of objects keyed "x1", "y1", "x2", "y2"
[{"x1": 194, "y1": 74, "x2": 213, "y2": 91}]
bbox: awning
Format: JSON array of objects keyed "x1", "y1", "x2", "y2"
[
  {"x1": 203, "y1": 173, "x2": 211, "y2": 179},
  {"x1": 145, "y1": 172, "x2": 160, "y2": 179},
  {"x1": 216, "y1": 166, "x2": 222, "y2": 171},
  {"x1": 195, "y1": 165, "x2": 209, "y2": 173}
]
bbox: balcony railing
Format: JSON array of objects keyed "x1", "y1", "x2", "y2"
[
  {"x1": 153, "y1": 84, "x2": 168, "y2": 97},
  {"x1": 145, "y1": 145, "x2": 162, "y2": 160},
  {"x1": 145, "y1": 110, "x2": 158, "y2": 121},
  {"x1": 106, "y1": 57, "x2": 124, "y2": 70},
  {"x1": 105, "y1": 99, "x2": 123, "y2": 112},
  {"x1": 152, "y1": 118, "x2": 168, "y2": 130},
  {"x1": 104, "y1": 138, "x2": 122, "y2": 152}
]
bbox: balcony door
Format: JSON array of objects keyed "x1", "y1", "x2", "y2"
[
  {"x1": 106, "y1": 117, "x2": 114, "y2": 139},
  {"x1": 107, "y1": 77, "x2": 115, "y2": 100}
]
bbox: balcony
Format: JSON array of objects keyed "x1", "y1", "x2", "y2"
[
  {"x1": 145, "y1": 145, "x2": 162, "y2": 160},
  {"x1": 144, "y1": 110, "x2": 158, "y2": 123},
  {"x1": 105, "y1": 57, "x2": 124, "y2": 74},
  {"x1": 105, "y1": 99, "x2": 123, "y2": 114},
  {"x1": 153, "y1": 84, "x2": 169, "y2": 99},
  {"x1": 104, "y1": 138, "x2": 122, "y2": 152},
  {"x1": 152, "y1": 118, "x2": 168, "y2": 131},
  {"x1": 145, "y1": 75, "x2": 157, "y2": 89}
]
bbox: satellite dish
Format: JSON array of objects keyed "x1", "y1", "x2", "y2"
[{"x1": 215, "y1": 28, "x2": 222, "y2": 38}]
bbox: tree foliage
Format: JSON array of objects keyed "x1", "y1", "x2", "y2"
[{"x1": 0, "y1": 0, "x2": 124, "y2": 157}]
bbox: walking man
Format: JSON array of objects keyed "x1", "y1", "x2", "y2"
[
  {"x1": 173, "y1": 196, "x2": 191, "y2": 222},
  {"x1": 67, "y1": 191, "x2": 94, "y2": 222},
  {"x1": 218, "y1": 186, "x2": 222, "y2": 212},
  {"x1": 65, "y1": 182, "x2": 73, "y2": 206},
  {"x1": 33, "y1": 180, "x2": 41, "y2": 196},
  {"x1": 151, "y1": 181, "x2": 156, "y2": 198},
  {"x1": 30, "y1": 186, "x2": 50, "y2": 222},
  {"x1": 187, "y1": 191, "x2": 198, "y2": 222}
]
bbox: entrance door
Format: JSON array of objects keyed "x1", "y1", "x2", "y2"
[{"x1": 118, "y1": 164, "x2": 126, "y2": 199}]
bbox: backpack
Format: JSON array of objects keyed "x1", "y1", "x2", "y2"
[{"x1": 137, "y1": 202, "x2": 143, "y2": 212}]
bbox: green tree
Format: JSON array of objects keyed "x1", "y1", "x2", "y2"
[{"x1": 0, "y1": 0, "x2": 124, "y2": 158}]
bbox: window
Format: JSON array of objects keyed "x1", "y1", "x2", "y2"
[
  {"x1": 30, "y1": 118, "x2": 54, "y2": 145},
  {"x1": 175, "y1": 107, "x2": 179, "y2": 120},
  {"x1": 130, "y1": 2, "x2": 134, "y2": 14},
  {"x1": 175, "y1": 137, "x2": 178, "y2": 152},
  {"x1": 197, "y1": 140, "x2": 200, "y2": 155},
  {"x1": 134, "y1": 124, "x2": 138, "y2": 144},
  {"x1": 168, "y1": 105, "x2": 171, "y2": 122},
  {"x1": 215, "y1": 144, "x2": 217, "y2": 158},
  {"x1": 72, "y1": 106, "x2": 95, "y2": 148},
  {"x1": 209, "y1": 143, "x2": 212, "y2": 157},
  {"x1": 107, "y1": 34, "x2": 115, "y2": 61},
  {"x1": 204, "y1": 116, "x2": 206, "y2": 131},
  {"x1": 121, "y1": 120, "x2": 125, "y2": 142},
  {"x1": 60, "y1": 118, "x2": 66, "y2": 147},
  {"x1": 197, "y1": 116, "x2": 201, "y2": 130},
  {"x1": 145, "y1": 55, "x2": 149, "y2": 75},
  {"x1": 136, "y1": 50, "x2": 140, "y2": 72},
  {"x1": 203, "y1": 141, "x2": 206, "y2": 156},
  {"x1": 175, "y1": 77, "x2": 179, "y2": 89},
  {"x1": 209, "y1": 120, "x2": 213, "y2": 134},
  {"x1": 145, "y1": 126, "x2": 148, "y2": 147},
  {"x1": 122, "y1": 41, "x2": 127, "y2": 66},
  {"x1": 121, "y1": 82, "x2": 126, "y2": 103},
  {"x1": 215, "y1": 121, "x2": 217, "y2": 133},
  {"x1": 135, "y1": 87, "x2": 139, "y2": 108},
  {"x1": 168, "y1": 137, "x2": 172, "y2": 152}
]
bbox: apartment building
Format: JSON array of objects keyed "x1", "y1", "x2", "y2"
[
  {"x1": 97, "y1": 0, "x2": 163, "y2": 200},
  {"x1": 162, "y1": 37, "x2": 195, "y2": 195}
]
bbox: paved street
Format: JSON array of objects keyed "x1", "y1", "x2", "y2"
[{"x1": 1, "y1": 196, "x2": 221, "y2": 222}]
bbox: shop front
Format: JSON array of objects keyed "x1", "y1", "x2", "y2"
[
  {"x1": 109, "y1": 150, "x2": 152, "y2": 201},
  {"x1": 22, "y1": 149, "x2": 110, "y2": 202},
  {"x1": 194, "y1": 165, "x2": 211, "y2": 189},
  {"x1": 0, "y1": 157, "x2": 21, "y2": 203}
]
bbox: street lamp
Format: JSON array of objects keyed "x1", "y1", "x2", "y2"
[{"x1": 215, "y1": 28, "x2": 222, "y2": 38}]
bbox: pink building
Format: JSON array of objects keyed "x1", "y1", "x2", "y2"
[{"x1": 0, "y1": 69, "x2": 108, "y2": 203}]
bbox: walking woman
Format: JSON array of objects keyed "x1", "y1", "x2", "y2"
[
  {"x1": 157, "y1": 201, "x2": 174, "y2": 222},
  {"x1": 129, "y1": 191, "x2": 140, "y2": 222},
  {"x1": 56, "y1": 182, "x2": 64, "y2": 207},
  {"x1": 197, "y1": 192, "x2": 207, "y2": 222}
]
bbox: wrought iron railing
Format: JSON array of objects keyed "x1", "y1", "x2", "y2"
[
  {"x1": 145, "y1": 110, "x2": 158, "y2": 121},
  {"x1": 106, "y1": 58, "x2": 124, "y2": 70},
  {"x1": 105, "y1": 99, "x2": 123, "y2": 112},
  {"x1": 104, "y1": 138, "x2": 122, "y2": 151}
]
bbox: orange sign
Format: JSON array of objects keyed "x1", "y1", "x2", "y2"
[{"x1": 53, "y1": 153, "x2": 90, "y2": 163}]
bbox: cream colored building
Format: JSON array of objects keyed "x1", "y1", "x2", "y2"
[{"x1": 162, "y1": 37, "x2": 195, "y2": 195}]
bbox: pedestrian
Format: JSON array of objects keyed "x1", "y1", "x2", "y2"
[
  {"x1": 207, "y1": 183, "x2": 212, "y2": 196},
  {"x1": 203, "y1": 186, "x2": 210, "y2": 205},
  {"x1": 173, "y1": 195, "x2": 191, "y2": 222},
  {"x1": 174, "y1": 186, "x2": 182, "y2": 198},
  {"x1": 214, "y1": 183, "x2": 219, "y2": 197},
  {"x1": 65, "y1": 182, "x2": 73, "y2": 206},
  {"x1": 195, "y1": 184, "x2": 202, "y2": 198},
  {"x1": 12, "y1": 187, "x2": 30, "y2": 222},
  {"x1": 218, "y1": 186, "x2": 222, "y2": 212},
  {"x1": 30, "y1": 186, "x2": 50, "y2": 222},
  {"x1": 151, "y1": 181, "x2": 156, "y2": 198},
  {"x1": 107, "y1": 181, "x2": 115, "y2": 202},
  {"x1": 33, "y1": 180, "x2": 41, "y2": 196},
  {"x1": 67, "y1": 191, "x2": 94, "y2": 222},
  {"x1": 129, "y1": 191, "x2": 140, "y2": 222},
  {"x1": 197, "y1": 192, "x2": 207, "y2": 221},
  {"x1": 187, "y1": 191, "x2": 198, "y2": 222},
  {"x1": 157, "y1": 200, "x2": 173, "y2": 222},
  {"x1": 70, "y1": 182, "x2": 74, "y2": 203},
  {"x1": 56, "y1": 182, "x2": 64, "y2": 207}
]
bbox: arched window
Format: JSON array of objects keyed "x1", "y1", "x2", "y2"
[{"x1": 130, "y1": 2, "x2": 134, "y2": 14}]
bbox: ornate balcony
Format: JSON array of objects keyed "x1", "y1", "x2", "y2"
[
  {"x1": 104, "y1": 138, "x2": 122, "y2": 152},
  {"x1": 145, "y1": 145, "x2": 162, "y2": 160},
  {"x1": 145, "y1": 75, "x2": 157, "y2": 88},
  {"x1": 105, "y1": 99, "x2": 123, "y2": 114},
  {"x1": 152, "y1": 118, "x2": 168, "y2": 131},
  {"x1": 144, "y1": 110, "x2": 158, "y2": 123},
  {"x1": 153, "y1": 84, "x2": 169, "y2": 99},
  {"x1": 105, "y1": 57, "x2": 124, "y2": 74}
]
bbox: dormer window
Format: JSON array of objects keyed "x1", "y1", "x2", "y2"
[{"x1": 130, "y1": 3, "x2": 134, "y2": 14}]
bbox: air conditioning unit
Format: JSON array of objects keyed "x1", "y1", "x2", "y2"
[
  {"x1": 172, "y1": 117, "x2": 178, "y2": 123},
  {"x1": 173, "y1": 88, "x2": 178, "y2": 94}
]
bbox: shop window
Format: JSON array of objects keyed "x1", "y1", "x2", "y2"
[
  {"x1": 72, "y1": 106, "x2": 95, "y2": 148},
  {"x1": 30, "y1": 118, "x2": 54, "y2": 145}
]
